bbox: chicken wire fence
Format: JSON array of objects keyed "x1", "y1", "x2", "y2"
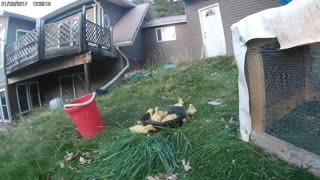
[{"x1": 245, "y1": 39, "x2": 320, "y2": 156}]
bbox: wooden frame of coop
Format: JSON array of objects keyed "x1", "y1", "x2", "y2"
[{"x1": 245, "y1": 38, "x2": 320, "y2": 177}]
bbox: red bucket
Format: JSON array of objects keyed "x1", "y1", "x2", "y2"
[{"x1": 64, "y1": 92, "x2": 105, "y2": 139}]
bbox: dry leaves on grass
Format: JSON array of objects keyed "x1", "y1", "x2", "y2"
[
  {"x1": 228, "y1": 117, "x2": 237, "y2": 125},
  {"x1": 147, "y1": 173, "x2": 178, "y2": 180},
  {"x1": 59, "y1": 161, "x2": 65, "y2": 168},
  {"x1": 64, "y1": 151, "x2": 74, "y2": 162},
  {"x1": 79, "y1": 157, "x2": 90, "y2": 165},
  {"x1": 182, "y1": 160, "x2": 192, "y2": 172}
]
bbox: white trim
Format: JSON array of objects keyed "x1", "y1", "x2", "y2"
[
  {"x1": 156, "y1": 26, "x2": 177, "y2": 43},
  {"x1": 198, "y1": 3, "x2": 227, "y2": 57},
  {"x1": 0, "y1": 88, "x2": 9, "y2": 122},
  {"x1": 15, "y1": 29, "x2": 30, "y2": 41},
  {"x1": 142, "y1": 20, "x2": 187, "y2": 28},
  {"x1": 16, "y1": 82, "x2": 31, "y2": 114},
  {"x1": 113, "y1": 40, "x2": 133, "y2": 47},
  {"x1": 93, "y1": 4, "x2": 97, "y2": 24}
]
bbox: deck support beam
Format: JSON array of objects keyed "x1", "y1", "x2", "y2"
[
  {"x1": 84, "y1": 63, "x2": 91, "y2": 93},
  {"x1": 7, "y1": 52, "x2": 92, "y2": 84}
]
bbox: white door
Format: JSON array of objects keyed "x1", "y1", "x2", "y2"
[{"x1": 199, "y1": 4, "x2": 227, "y2": 57}]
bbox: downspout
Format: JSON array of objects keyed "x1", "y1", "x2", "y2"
[
  {"x1": 93, "y1": 0, "x2": 104, "y2": 26},
  {"x1": 98, "y1": 46, "x2": 130, "y2": 91}
]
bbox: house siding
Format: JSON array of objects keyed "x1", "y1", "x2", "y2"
[
  {"x1": 100, "y1": 0, "x2": 126, "y2": 26},
  {"x1": 184, "y1": 0, "x2": 281, "y2": 58},
  {"x1": 0, "y1": 17, "x2": 9, "y2": 85},
  {"x1": 7, "y1": 17, "x2": 36, "y2": 45},
  {"x1": 143, "y1": 23, "x2": 191, "y2": 64},
  {"x1": 120, "y1": 28, "x2": 145, "y2": 61}
]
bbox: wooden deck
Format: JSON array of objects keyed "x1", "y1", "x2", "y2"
[{"x1": 5, "y1": 6, "x2": 114, "y2": 75}]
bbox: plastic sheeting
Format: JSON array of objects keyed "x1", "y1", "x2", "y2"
[{"x1": 231, "y1": 0, "x2": 320, "y2": 142}]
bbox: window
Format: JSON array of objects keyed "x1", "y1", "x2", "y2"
[
  {"x1": 0, "y1": 89, "x2": 9, "y2": 122},
  {"x1": 156, "y1": 26, "x2": 176, "y2": 42},
  {"x1": 60, "y1": 73, "x2": 86, "y2": 103},
  {"x1": 16, "y1": 82, "x2": 41, "y2": 114},
  {"x1": 16, "y1": 29, "x2": 29, "y2": 40}
]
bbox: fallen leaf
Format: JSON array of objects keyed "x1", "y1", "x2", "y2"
[
  {"x1": 182, "y1": 160, "x2": 192, "y2": 172},
  {"x1": 220, "y1": 118, "x2": 226, "y2": 123},
  {"x1": 229, "y1": 117, "x2": 236, "y2": 124},
  {"x1": 147, "y1": 173, "x2": 178, "y2": 180},
  {"x1": 147, "y1": 176, "x2": 157, "y2": 180},
  {"x1": 59, "y1": 161, "x2": 65, "y2": 168},
  {"x1": 64, "y1": 151, "x2": 74, "y2": 162},
  {"x1": 79, "y1": 156, "x2": 90, "y2": 165}
]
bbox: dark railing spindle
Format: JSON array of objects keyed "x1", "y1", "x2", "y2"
[{"x1": 38, "y1": 19, "x2": 45, "y2": 60}]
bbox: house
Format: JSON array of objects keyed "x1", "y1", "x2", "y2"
[
  {"x1": 142, "y1": 15, "x2": 191, "y2": 64},
  {"x1": 0, "y1": 11, "x2": 36, "y2": 122},
  {"x1": 4, "y1": 0, "x2": 151, "y2": 119},
  {"x1": 183, "y1": 0, "x2": 283, "y2": 58},
  {"x1": 142, "y1": 0, "x2": 283, "y2": 61}
]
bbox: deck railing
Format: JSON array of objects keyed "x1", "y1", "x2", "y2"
[
  {"x1": 5, "y1": 7, "x2": 113, "y2": 74},
  {"x1": 86, "y1": 20, "x2": 112, "y2": 49},
  {"x1": 44, "y1": 18, "x2": 80, "y2": 50},
  {"x1": 6, "y1": 28, "x2": 39, "y2": 69}
]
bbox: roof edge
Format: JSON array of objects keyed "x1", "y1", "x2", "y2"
[
  {"x1": 0, "y1": 10, "x2": 36, "y2": 22},
  {"x1": 113, "y1": 3, "x2": 150, "y2": 46},
  {"x1": 142, "y1": 20, "x2": 187, "y2": 28}
]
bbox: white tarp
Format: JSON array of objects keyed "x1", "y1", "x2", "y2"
[{"x1": 231, "y1": 0, "x2": 320, "y2": 142}]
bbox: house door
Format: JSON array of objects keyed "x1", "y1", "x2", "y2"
[{"x1": 199, "y1": 4, "x2": 226, "y2": 57}]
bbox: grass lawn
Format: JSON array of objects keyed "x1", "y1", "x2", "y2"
[{"x1": 0, "y1": 57, "x2": 317, "y2": 179}]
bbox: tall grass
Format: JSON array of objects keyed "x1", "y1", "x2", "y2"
[{"x1": 0, "y1": 57, "x2": 316, "y2": 179}]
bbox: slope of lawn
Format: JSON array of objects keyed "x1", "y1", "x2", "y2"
[{"x1": 0, "y1": 57, "x2": 316, "y2": 179}]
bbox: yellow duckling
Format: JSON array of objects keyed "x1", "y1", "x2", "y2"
[
  {"x1": 173, "y1": 98, "x2": 184, "y2": 107},
  {"x1": 130, "y1": 124, "x2": 156, "y2": 134},
  {"x1": 151, "y1": 107, "x2": 162, "y2": 122},
  {"x1": 146, "y1": 108, "x2": 154, "y2": 115},
  {"x1": 161, "y1": 114, "x2": 178, "y2": 122},
  {"x1": 158, "y1": 108, "x2": 168, "y2": 118},
  {"x1": 186, "y1": 104, "x2": 197, "y2": 117}
]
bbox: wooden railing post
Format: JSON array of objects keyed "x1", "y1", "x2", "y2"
[
  {"x1": 79, "y1": 5, "x2": 87, "y2": 53},
  {"x1": 38, "y1": 19, "x2": 45, "y2": 60}
]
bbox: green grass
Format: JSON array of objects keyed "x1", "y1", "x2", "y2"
[{"x1": 0, "y1": 57, "x2": 317, "y2": 179}]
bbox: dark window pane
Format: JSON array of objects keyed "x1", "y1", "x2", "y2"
[
  {"x1": 157, "y1": 29, "x2": 162, "y2": 41},
  {"x1": 29, "y1": 83, "x2": 40, "y2": 108},
  {"x1": 74, "y1": 74, "x2": 86, "y2": 98},
  {"x1": 61, "y1": 76, "x2": 74, "y2": 102},
  {"x1": 17, "y1": 31, "x2": 27, "y2": 39},
  {"x1": 0, "y1": 91, "x2": 6, "y2": 105},
  {"x1": 2, "y1": 106, "x2": 8, "y2": 120},
  {"x1": 17, "y1": 84, "x2": 29, "y2": 112}
]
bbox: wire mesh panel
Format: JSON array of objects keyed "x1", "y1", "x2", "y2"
[
  {"x1": 86, "y1": 20, "x2": 111, "y2": 49},
  {"x1": 44, "y1": 18, "x2": 80, "y2": 49},
  {"x1": 6, "y1": 28, "x2": 39, "y2": 68},
  {"x1": 246, "y1": 39, "x2": 320, "y2": 156}
]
